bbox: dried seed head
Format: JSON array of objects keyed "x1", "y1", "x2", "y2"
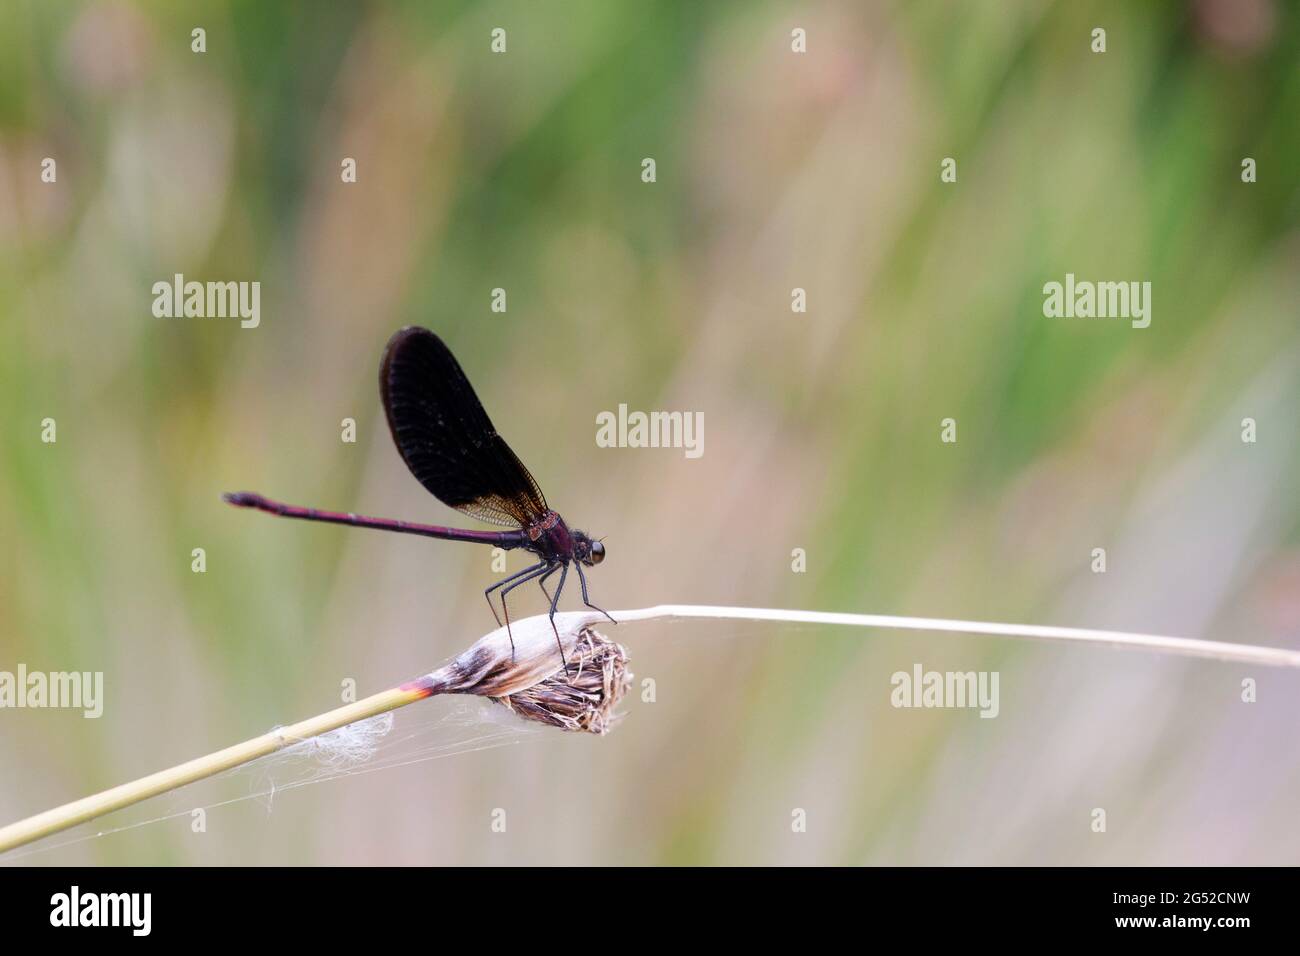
[
  {"x1": 412, "y1": 612, "x2": 632, "y2": 734},
  {"x1": 491, "y1": 629, "x2": 632, "y2": 734}
]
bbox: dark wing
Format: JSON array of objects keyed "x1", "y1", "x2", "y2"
[{"x1": 379, "y1": 326, "x2": 548, "y2": 527}]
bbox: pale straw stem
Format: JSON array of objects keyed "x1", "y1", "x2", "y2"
[
  {"x1": 4, "y1": 604, "x2": 1294, "y2": 856},
  {"x1": 606, "y1": 605, "x2": 1300, "y2": 668}
]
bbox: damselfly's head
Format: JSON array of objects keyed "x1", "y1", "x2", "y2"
[{"x1": 574, "y1": 531, "x2": 606, "y2": 566}]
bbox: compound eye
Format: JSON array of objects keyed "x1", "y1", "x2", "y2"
[{"x1": 589, "y1": 540, "x2": 605, "y2": 564}]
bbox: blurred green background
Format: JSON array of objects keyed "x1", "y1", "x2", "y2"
[{"x1": 1, "y1": 0, "x2": 1298, "y2": 865}]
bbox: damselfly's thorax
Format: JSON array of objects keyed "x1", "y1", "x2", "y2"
[
  {"x1": 525, "y1": 511, "x2": 603, "y2": 567},
  {"x1": 525, "y1": 510, "x2": 562, "y2": 542},
  {"x1": 525, "y1": 509, "x2": 575, "y2": 558}
]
